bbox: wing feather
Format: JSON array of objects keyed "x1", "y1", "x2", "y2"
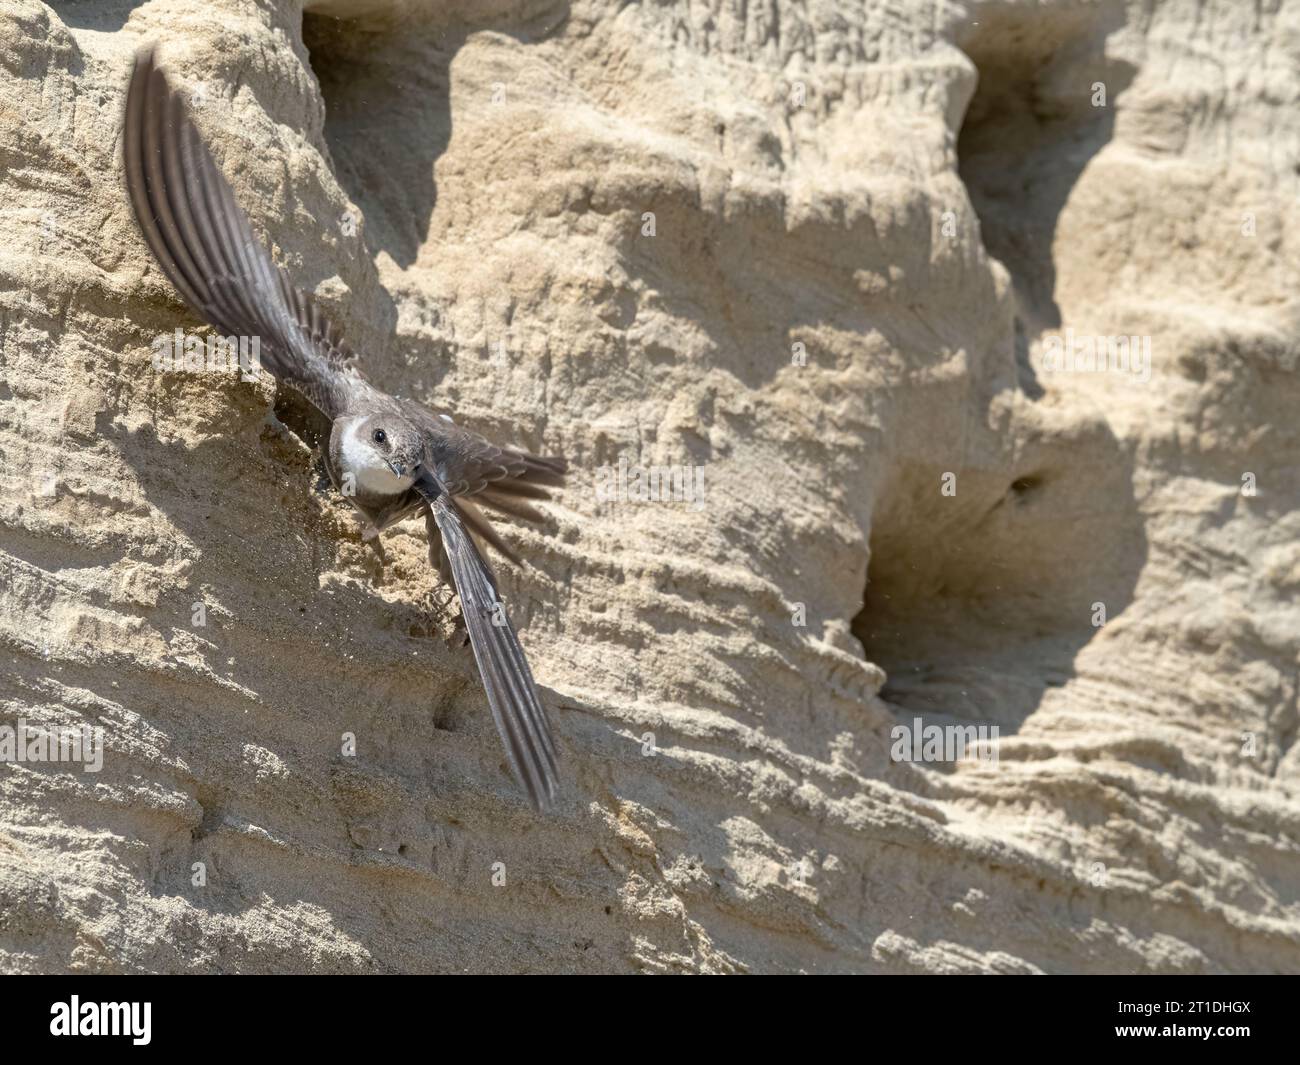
[
  {"x1": 124, "y1": 47, "x2": 356, "y2": 418},
  {"x1": 421, "y1": 483, "x2": 559, "y2": 811}
]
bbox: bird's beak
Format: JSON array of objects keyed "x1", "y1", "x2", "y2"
[{"x1": 387, "y1": 460, "x2": 407, "y2": 478}]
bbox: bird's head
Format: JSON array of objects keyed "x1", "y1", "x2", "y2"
[{"x1": 344, "y1": 414, "x2": 425, "y2": 491}]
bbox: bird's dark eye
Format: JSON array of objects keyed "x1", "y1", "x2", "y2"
[{"x1": 372, "y1": 429, "x2": 387, "y2": 445}]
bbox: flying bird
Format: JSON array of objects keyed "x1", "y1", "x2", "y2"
[{"x1": 123, "y1": 48, "x2": 563, "y2": 810}]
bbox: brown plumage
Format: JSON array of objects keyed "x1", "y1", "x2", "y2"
[{"x1": 123, "y1": 46, "x2": 564, "y2": 811}]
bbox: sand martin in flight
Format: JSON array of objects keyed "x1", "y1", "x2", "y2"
[{"x1": 123, "y1": 48, "x2": 563, "y2": 810}]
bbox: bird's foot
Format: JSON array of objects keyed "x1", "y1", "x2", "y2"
[{"x1": 435, "y1": 589, "x2": 470, "y2": 647}]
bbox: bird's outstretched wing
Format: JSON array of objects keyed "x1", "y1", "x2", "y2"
[
  {"x1": 419, "y1": 478, "x2": 560, "y2": 810},
  {"x1": 123, "y1": 47, "x2": 356, "y2": 418}
]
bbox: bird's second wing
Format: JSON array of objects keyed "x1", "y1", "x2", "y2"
[
  {"x1": 124, "y1": 47, "x2": 356, "y2": 419},
  {"x1": 418, "y1": 479, "x2": 559, "y2": 811}
]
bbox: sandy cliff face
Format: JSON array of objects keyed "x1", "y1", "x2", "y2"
[{"x1": 0, "y1": 0, "x2": 1296, "y2": 973}]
